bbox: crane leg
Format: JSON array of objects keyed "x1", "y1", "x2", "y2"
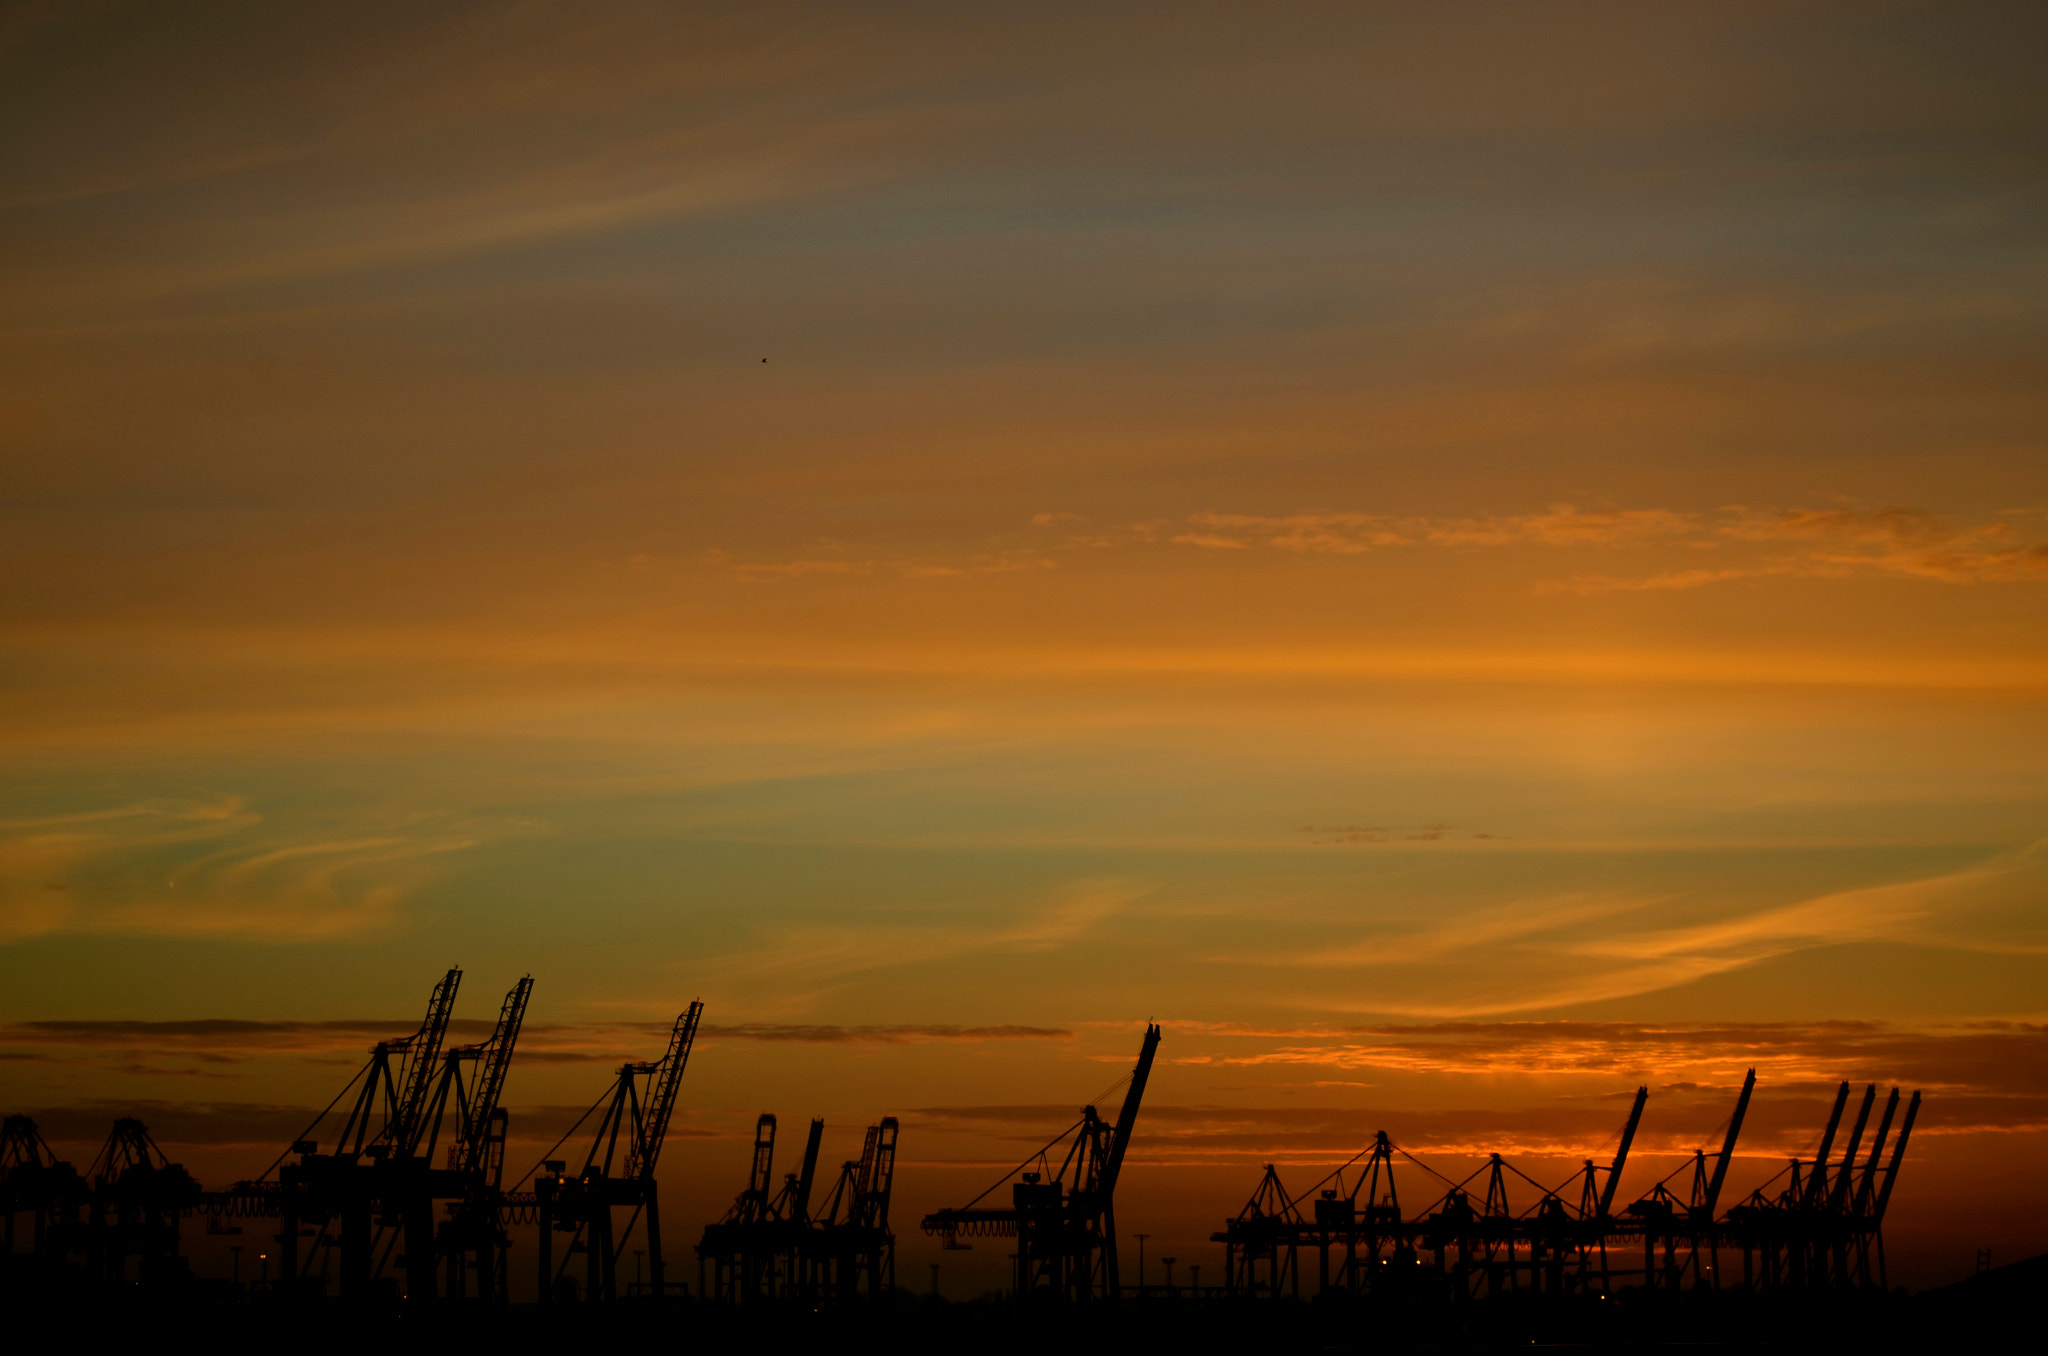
[{"x1": 644, "y1": 1188, "x2": 663, "y2": 1297}]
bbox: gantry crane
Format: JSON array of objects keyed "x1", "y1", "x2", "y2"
[
  {"x1": 695, "y1": 1111, "x2": 898, "y2": 1306},
  {"x1": 535, "y1": 1000, "x2": 703, "y2": 1302},
  {"x1": 1723, "y1": 1082, "x2": 1919, "y2": 1291},
  {"x1": 1618, "y1": 1069, "x2": 1752, "y2": 1290},
  {"x1": 83, "y1": 1118, "x2": 200, "y2": 1289},
  {"x1": 923, "y1": 1023, "x2": 1161, "y2": 1302},
  {"x1": 211, "y1": 969, "x2": 542, "y2": 1303},
  {"x1": 1210, "y1": 1068, "x2": 1923, "y2": 1307},
  {"x1": 1218, "y1": 1163, "x2": 1304, "y2": 1298},
  {"x1": 422, "y1": 975, "x2": 533, "y2": 1300},
  {"x1": 267, "y1": 966, "x2": 466, "y2": 1298},
  {"x1": 811, "y1": 1117, "x2": 899, "y2": 1301},
  {"x1": 1, "y1": 1116, "x2": 83, "y2": 1274},
  {"x1": 1216, "y1": 1125, "x2": 1419, "y2": 1301},
  {"x1": 1213, "y1": 1071, "x2": 1875, "y2": 1304},
  {"x1": 322, "y1": 967, "x2": 463, "y2": 1161},
  {"x1": 697, "y1": 1112, "x2": 784, "y2": 1302},
  {"x1": 2, "y1": 1116, "x2": 198, "y2": 1295}
]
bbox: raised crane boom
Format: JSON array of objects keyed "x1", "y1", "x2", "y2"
[
  {"x1": 1873, "y1": 1091, "x2": 1921, "y2": 1220},
  {"x1": 1100, "y1": 1023, "x2": 1163, "y2": 1200},
  {"x1": 626, "y1": 1000, "x2": 702, "y2": 1183},
  {"x1": 738, "y1": 1114, "x2": 778, "y2": 1224},
  {"x1": 859, "y1": 1117, "x2": 899, "y2": 1230},
  {"x1": 1802, "y1": 1081, "x2": 1851, "y2": 1207},
  {"x1": 791, "y1": 1118, "x2": 825, "y2": 1224},
  {"x1": 1827, "y1": 1085, "x2": 1876, "y2": 1212},
  {"x1": 456, "y1": 975, "x2": 533, "y2": 1176},
  {"x1": 394, "y1": 967, "x2": 462, "y2": 1158},
  {"x1": 852, "y1": 1124, "x2": 880, "y2": 1209},
  {"x1": 1853, "y1": 1088, "x2": 1901, "y2": 1213},
  {"x1": 1703, "y1": 1068, "x2": 1755, "y2": 1215},
  {"x1": 542, "y1": 1002, "x2": 707, "y2": 1305},
  {"x1": 1599, "y1": 1086, "x2": 1648, "y2": 1217}
]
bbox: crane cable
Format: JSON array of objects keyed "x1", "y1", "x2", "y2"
[
  {"x1": 944, "y1": 1055, "x2": 1141, "y2": 1214},
  {"x1": 951, "y1": 1120, "x2": 1086, "y2": 1213},
  {"x1": 507, "y1": 1084, "x2": 614, "y2": 1194},
  {"x1": 255, "y1": 1059, "x2": 369, "y2": 1183}
]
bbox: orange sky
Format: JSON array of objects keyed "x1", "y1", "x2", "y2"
[{"x1": 3, "y1": 1, "x2": 2046, "y2": 1293}]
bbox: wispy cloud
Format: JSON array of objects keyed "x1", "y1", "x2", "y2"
[
  {"x1": 1285, "y1": 890, "x2": 1656, "y2": 968},
  {"x1": 0, "y1": 1017, "x2": 1071, "y2": 1068},
  {"x1": 1541, "y1": 567, "x2": 1763, "y2": 594},
  {"x1": 1181, "y1": 506, "x2": 1692, "y2": 554},
  {"x1": 712, "y1": 876, "x2": 1150, "y2": 998},
  {"x1": 1154, "y1": 1019, "x2": 2048, "y2": 1104},
  {"x1": 1140, "y1": 504, "x2": 2048, "y2": 591},
  {"x1": 709, "y1": 547, "x2": 1056, "y2": 581},
  {"x1": 702, "y1": 1023, "x2": 1071, "y2": 1044},
  {"x1": 0, "y1": 797, "x2": 482, "y2": 942},
  {"x1": 1716, "y1": 507, "x2": 2048, "y2": 585},
  {"x1": 1211, "y1": 844, "x2": 2048, "y2": 1014},
  {"x1": 1552, "y1": 843, "x2": 2048, "y2": 999}
]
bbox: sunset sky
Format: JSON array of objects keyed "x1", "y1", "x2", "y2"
[{"x1": 3, "y1": 1, "x2": 2045, "y2": 1293}]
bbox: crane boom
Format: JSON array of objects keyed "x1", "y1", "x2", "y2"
[
  {"x1": 1854, "y1": 1088, "x2": 1901, "y2": 1212},
  {"x1": 1099, "y1": 1023, "x2": 1162, "y2": 1199},
  {"x1": 745, "y1": 1114, "x2": 777, "y2": 1222},
  {"x1": 854, "y1": 1123, "x2": 879, "y2": 1200},
  {"x1": 627, "y1": 1000, "x2": 702, "y2": 1182},
  {"x1": 863, "y1": 1117, "x2": 899, "y2": 1230},
  {"x1": 1600, "y1": 1086, "x2": 1648, "y2": 1217},
  {"x1": 1803, "y1": 1081, "x2": 1851, "y2": 1207},
  {"x1": 1873, "y1": 1091, "x2": 1920, "y2": 1220},
  {"x1": 792, "y1": 1118, "x2": 825, "y2": 1223},
  {"x1": 1827, "y1": 1085, "x2": 1876, "y2": 1212},
  {"x1": 458, "y1": 975, "x2": 532, "y2": 1175},
  {"x1": 1703, "y1": 1068, "x2": 1755, "y2": 1215},
  {"x1": 394, "y1": 967, "x2": 462, "y2": 1157}
]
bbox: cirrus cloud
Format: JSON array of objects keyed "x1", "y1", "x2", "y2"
[{"x1": 1149, "y1": 503, "x2": 2048, "y2": 591}]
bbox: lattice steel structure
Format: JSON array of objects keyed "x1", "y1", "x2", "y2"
[
  {"x1": 529, "y1": 1000, "x2": 703, "y2": 1302},
  {"x1": 1213, "y1": 1070, "x2": 1921, "y2": 1303},
  {"x1": 922, "y1": 1024, "x2": 1162, "y2": 1303}
]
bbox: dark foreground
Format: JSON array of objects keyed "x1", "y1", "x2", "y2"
[{"x1": 4, "y1": 1270, "x2": 2041, "y2": 1356}]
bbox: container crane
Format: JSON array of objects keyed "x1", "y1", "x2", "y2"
[
  {"x1": 269, "y1": 966, "x2": 464, "y2": 1296},
  {"x1": 425, "y1": 975, "x2": 533, "y2": 1300},
  {"x1": 697, "y1": 1113, "x2": 781, "y2": 1302},
  {"x1": 813, "y1": 1118, "x2": 898, "y2": 1301},
  {"x1": 85, "y1": 1118, "x2": 200, "y2": 1289},
  {"x1": 922, "y1": 1023, "x2": 1161, "y2": 1303},
  {"x1": 257, "y1": 968, "x2": 537, "y2": 1304},
  {"x1": 1, "y1": 1116, "x2": 83, "y2": 1271},
  {"x1": 536, "y1": 1000, "x2": 702, "y2": 1302}
]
